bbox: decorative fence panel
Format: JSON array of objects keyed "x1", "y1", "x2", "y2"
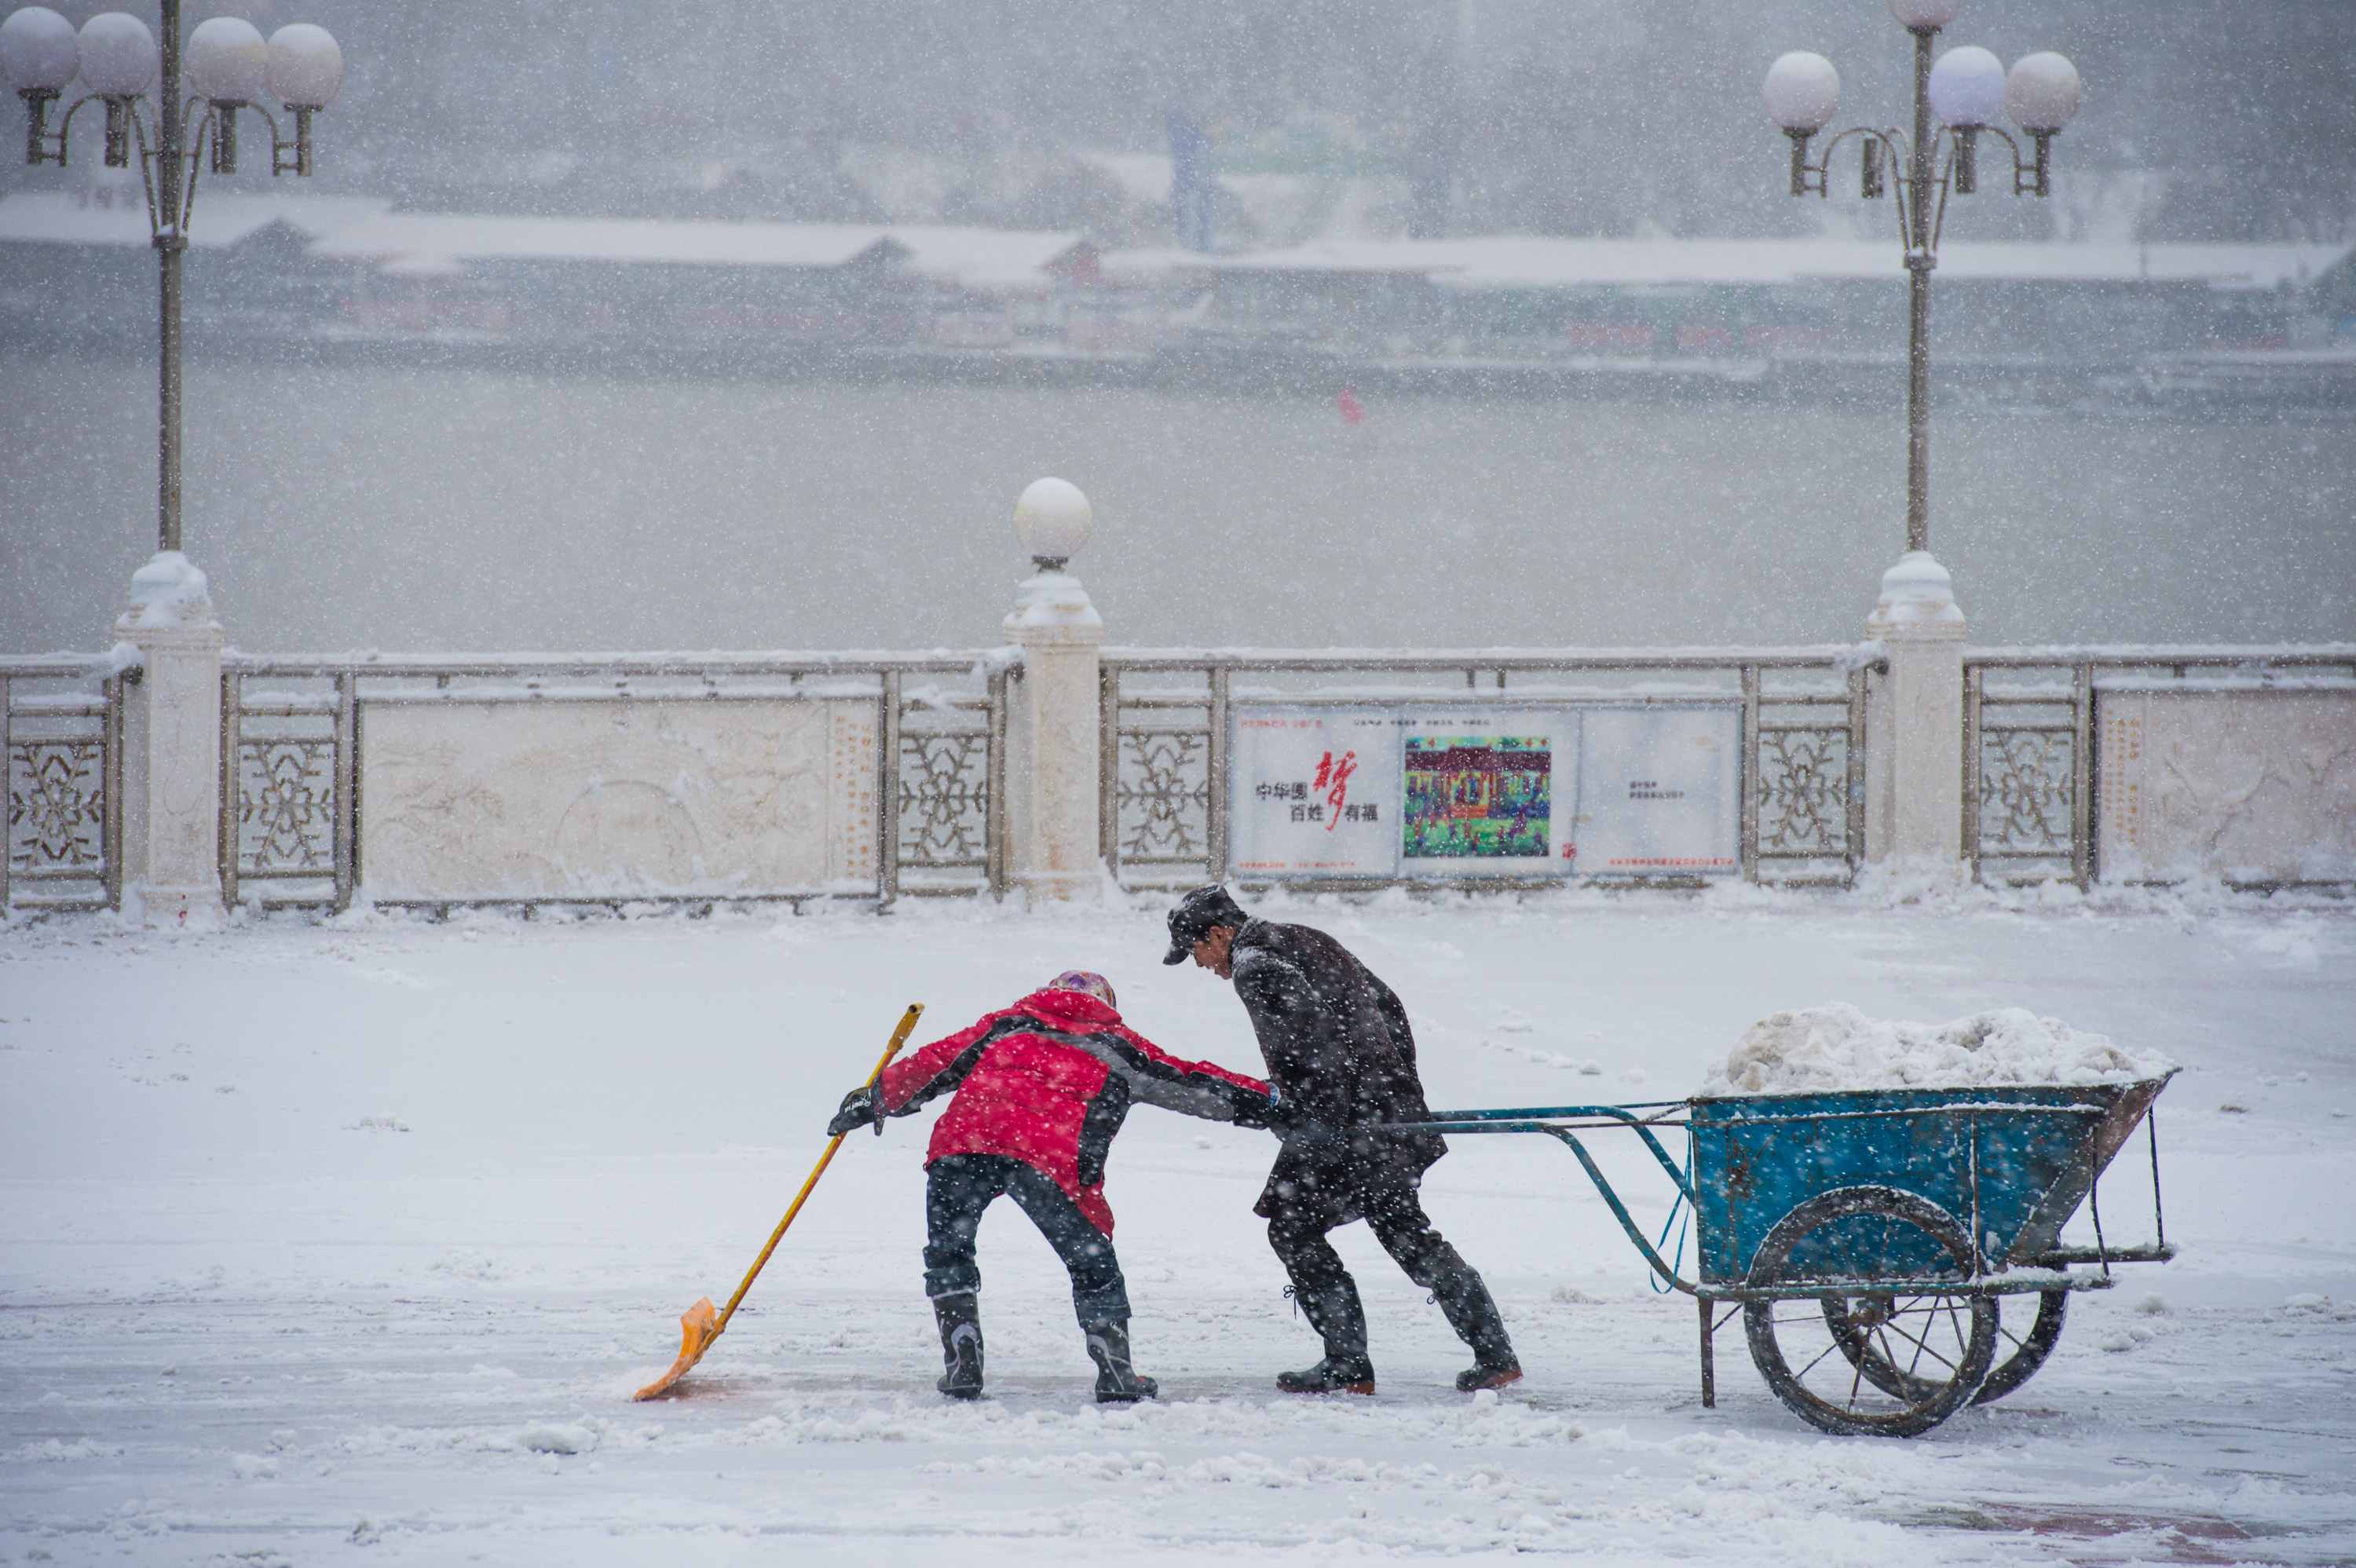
[
  {"x1": 887, "y1": 666, "x2": 1007, "y2": 897},
  {"x1": 2094, "y1": 684, "x2": 2356, "y2": 886},
  {"x1": 220, "y1": 654, "x2": 999, "y2": 912},
  {"x1": 1099, "y1": 650, "x2": 1870, "y2": 891},
  {"x1": 1965, "y1": 648, "x2": 2356, "y2": 888},
  {"x1": 2, "y1": 659, "x2": 122, "y2": 912}
]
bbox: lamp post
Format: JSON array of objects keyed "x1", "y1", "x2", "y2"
[
  {"x1": 1762, "y1": 0, "x2": 2080, "y2": 557},
  {"x1": 2, "y1": 2, "x2": 344, "y2": 557},
  {"x1": 5, "y1": 2, "x2": 342, "y2": 923}
]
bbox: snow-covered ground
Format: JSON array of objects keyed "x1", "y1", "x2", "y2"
[{"x1": 3, "y1": 885, "x2": 2351, "y2": 1566}]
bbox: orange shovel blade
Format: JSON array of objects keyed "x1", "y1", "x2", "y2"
[{"x1": 633, "y1": 1296, "x2": 721, "y2": 1401}]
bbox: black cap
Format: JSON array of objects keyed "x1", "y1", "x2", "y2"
[{"x1": 1163, "y1": 884, "x2": 1250, "y2": 964}]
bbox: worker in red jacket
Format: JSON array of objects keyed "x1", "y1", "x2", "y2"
[{"x1": 826, "y1": 971, "x2": 1277, "y2": 1402}]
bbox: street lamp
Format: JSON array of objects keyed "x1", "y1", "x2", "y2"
[
  {"x1": 1763, "y1": 0, "x2": 2080, "y2": 557},
  {"x1": 2, "y1": 2, "x2": 343, "y2": 557}
]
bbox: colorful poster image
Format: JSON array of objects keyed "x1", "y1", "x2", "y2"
[
  {"x1": 1572, "y1": 705, "x2": 1741, "y2": 876},
  {"x1": 1403, "y1": 736, "x2": 1553, "y2": 859},
  {"x1": 1226, "y1": 707, "x2": 1403, "y2": 878},
  {"x1": 1396, "y1": 710, "x2": 1579, "y2": 877}
]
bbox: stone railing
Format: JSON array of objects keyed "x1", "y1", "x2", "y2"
[
  {"x1": 9, "y1": 503, "x2": 2353, "y2": 923},
  {"x1": 13, "y1": 633, "x2": 2354, "y2": 915},
  {"x1": 1966, "y1": 646, "x2": 2356, "y2": 888},
  {"x1": 211, "y1": 652, "x2": 1003, "y2": 912},
  {"x1": 1099, "y1": 649, "x2": 1869, "y2": 892}
]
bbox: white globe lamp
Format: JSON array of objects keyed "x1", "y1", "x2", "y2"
[
  {"x1": 0, "y1": 7, "x2": 79, "y2": 93},
  {"x1": 184, "y1": 16, "x2": 265, "y2": 103},
  {"x1": 2005, "y1": 52, "x2": 2081, "y2": 133},
  {"x1": 1013, "y1": 477, "x2": 1092, "y2": 570},
  {"x1": 75, "y1": 11, "x2": 155, "y2": 96},
  {"x1": 1886, "y1": 0, "x2": 1963, "y2": 32},
  {"x1": 1926, "y1": 46, "x2": 2007, "y2": 127},
  {"x1": 75, "y1": 10, "x2": 152, "y2": 169},
  {"x1": 265, "y1": 23, "x2": 341, "y2": 108},
  {"x1": 1762, "y1": 52, "x2": 1841, "y2": 133}
]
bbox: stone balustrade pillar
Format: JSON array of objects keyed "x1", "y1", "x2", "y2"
[
  {"x1": 113, "y1": 551, "x2": 225, "y2": 924},
  {"x1": 1002, "y1": 571, "x2": 1104, "y2": 904},
  {"x1": 1000, "y1": 477, "x2": 1105, "y2": 905},
  {"x1": 1862, "y1": 550, "x2": 1967, "y2": 877}
]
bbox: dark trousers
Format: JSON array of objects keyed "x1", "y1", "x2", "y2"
[
  {"x1": 1267, "y1": 1175, "x2": 1512, "y2": 1365},
  {"x1": 923, "y1": 1153, "x2": 1130, "y2": 1325}
]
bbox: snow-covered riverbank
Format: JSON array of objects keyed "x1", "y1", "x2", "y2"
[{"x1": 3, "y1": 885, "x2": 2351, "y2": 1564}]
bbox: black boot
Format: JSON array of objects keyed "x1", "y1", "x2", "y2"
[
  {"x1": 1082, "y1": 1320, "x2": 1158, "y2": 1403},
  {"x1": 1276, "y1": 1277, "x2": 1375, "y2": 1394},
  {"x1": 1276, "y1": 1357, "x2": 1377, "y2": 1394},
  {"x1": 1429, "y1": 1263, "x2": 1520, "y2": 1392},
  {"x1": 933, "y1": 1292, "x2": 984, "y2": 1399}
]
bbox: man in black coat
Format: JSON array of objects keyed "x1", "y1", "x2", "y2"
[{"x1": 1165, "y1": 885, "x2": 1520, "y2": 1394}]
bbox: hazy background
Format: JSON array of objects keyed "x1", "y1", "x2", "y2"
[
  {"x1": 2, "y1": 1, "x2": 2352, "y2": 654},
  {"x1": 5, "y1": 355, "x2": 2347, "y2": 652},
  {"x1": 5, "y1": 0, "x2": 2351, "y2": 241}
]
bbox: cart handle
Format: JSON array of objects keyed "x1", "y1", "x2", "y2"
[
  {"x1": 1539, "y1": 1125, "x2": 1698, "y2": 1295},
  {"x1": 1417, "y1": 1106, "x2": 1693, "y2": 1198},
  {"x1": 1374, "y1": 1108, "x2": 1700, "y2": 1295}
]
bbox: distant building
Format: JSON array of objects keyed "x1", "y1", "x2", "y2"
[
  {"x1": 2, "y1": 190, "x2": 2345, "y2": 395},
  {"x1": 0, "y1": 190, "x2": 387, "y2": 339},
  {"x1": 1118, "y1": 236, "x2": 2354, "y2": 372},
  {"x1": 0, "y1": 193, "x2": 1103, "y2": 350}
]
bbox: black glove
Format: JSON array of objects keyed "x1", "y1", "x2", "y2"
[
  {"x1": 1233, "y1": 1091, "x2": 1302, "y2": 1135},
  {"x1": 826, "y1": 1085, "x2": 881, "y2": 1138}
]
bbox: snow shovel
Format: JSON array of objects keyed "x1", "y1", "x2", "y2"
[{"x1": 632, "y1": 1002, "x2": 924, "y2": 1401}]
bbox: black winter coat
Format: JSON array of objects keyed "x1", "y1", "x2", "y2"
[{"x1": 1225, "y1": 919, "x2": 1447, "y2": 1226}]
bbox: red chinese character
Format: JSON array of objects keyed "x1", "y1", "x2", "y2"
[{"x1": 1311, "y1": 750, "x2": 1358, "y2": 832}]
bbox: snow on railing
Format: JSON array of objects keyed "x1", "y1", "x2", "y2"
[{"x1": 1964, "y1": 645, "x2": 2356, "y2": 890}]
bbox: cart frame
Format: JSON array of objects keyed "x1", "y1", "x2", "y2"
[{"x1": 1376, "y1": 1076, "x2": 2174, "y2": 1433}]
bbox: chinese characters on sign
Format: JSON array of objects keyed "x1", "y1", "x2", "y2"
[
  {"x1": 1253, "y1": 753, "x2": 1377, "y2": 826},
  {"x1": 1227, "y1": 704, "x2": 1740, "y2": 880},
  {"x1": 1228, "y1": 712, "x2": 1399, "y2": 876},
  {"x1": 1573, "y1": 707, "x2": 1740, "y2": 873}
]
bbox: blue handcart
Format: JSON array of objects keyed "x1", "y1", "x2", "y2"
[{"x1": 1392, "y1": 1074, "x2": 2175, "y2": 1436}]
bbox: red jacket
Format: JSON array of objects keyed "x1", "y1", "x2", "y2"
[{"x1": 877, "y1": 987, "x2": 1272, "y2": 1235}]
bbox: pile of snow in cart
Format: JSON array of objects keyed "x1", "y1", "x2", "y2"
[{"x1": 1698, "y1": 1003, "x2": 2177, "y2": 1095}]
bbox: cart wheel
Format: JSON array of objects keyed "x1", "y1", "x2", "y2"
[
  {"x1": 1825, "y1": 1285, "x2": 2066, "y2": 1406},
  {"x1": 1742, "y1": 1185, "x2": 1996, "y2": 1438},
  {"x1": 1973, "y1": 1288, "x2": 2067, "y2": 1404}
]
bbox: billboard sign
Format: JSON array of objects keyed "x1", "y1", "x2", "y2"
[
  {"x1": 1397, "y1": 710, "x2": 1580, "y2": 875},
  {"x1": 1227, "y1": 702, "x2": 1736, "y2": 880},
  {"x1": 1573, "y1": 707, "x2": 1742, "y2": 877},
  {"x1": 1227, "y1": 707, "x2": 1402, "y2": 878}
]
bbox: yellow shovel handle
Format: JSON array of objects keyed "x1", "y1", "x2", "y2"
[{"x1": 712, "y1": 1002, "x2": 924, "y2": 1336}]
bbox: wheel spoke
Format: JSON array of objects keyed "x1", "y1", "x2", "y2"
[
  {"x1": 1875, "y1": 1314, "x2": 1961, "y2": 1374},
  {"x1": 1885, "y1": 1299, "x2": 1941, "y2": 1375},
  {"x1": 1798, "y1": 1336, "x2": 1848, "y2": 1380},
  {"x1": 1941, "y1": 1296, "x2": 1972, "y2": 1368},
  {"x1": 1861, "y1": 1321, "x2": 1908, "y2": 1386}
]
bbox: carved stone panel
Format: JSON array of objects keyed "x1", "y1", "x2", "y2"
[
  {"x1": 359, "y1": 698, "x2": 877, "y2": 898},
  {"x1": 2095, "y1": 688, "x2": 2356, "y2": 883},
  {"x1": 8, "y1": 737, "x2": 106, "y2": 872}
]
